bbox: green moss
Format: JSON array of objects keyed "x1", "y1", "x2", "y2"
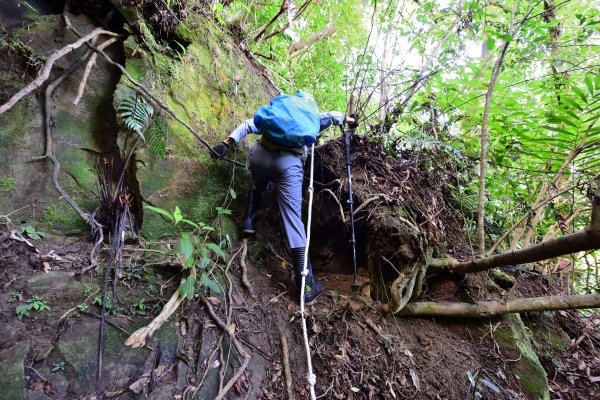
[
  {"x1": 0, "y1": 101, "x2": 32, "y2": 149},
  {"x1": 125, "y1": 57, "x2": 147, "y2": 81},
  {"x1": 41, "y1": 204, "x2": 87, "y2": 232},
  {"x1": 497, "y1": 314, "x2": 550, "y2": 400},
  {"x1": 113, "y1": 11, "x2": 271, "y2": 240},
  {"x1": 0, "y1": 176, "x2": 15, "y2": 192}
]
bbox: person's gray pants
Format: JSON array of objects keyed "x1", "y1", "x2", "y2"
[{"x1": 248, "y1": 142, "x2": 306, "y2": 249}]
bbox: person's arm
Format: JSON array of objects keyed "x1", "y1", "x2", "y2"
[
  {"x1": 228, "y1": 118, "x2": 259, "y2": 144},
  {"x1": 318, "y1": 112, "x2": 356, "y2": 132},
  {"x1": 212, "y1": 118, "x2": 259, "y2": 159}
]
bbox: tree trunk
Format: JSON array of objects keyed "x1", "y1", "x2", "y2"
[{"x1": 477, "y1": 41, "x2": 510, "y2": 256}]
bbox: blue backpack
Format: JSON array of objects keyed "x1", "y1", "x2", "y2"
[{"x1": 253, "y1": 92, "x2": 320, "y2": 148}]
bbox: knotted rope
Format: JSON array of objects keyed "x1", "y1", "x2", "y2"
[{"x1": 300, "y1": 143, "x2": 317, "y2": 399}]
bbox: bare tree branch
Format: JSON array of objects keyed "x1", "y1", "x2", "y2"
[
  {"x1": 397, "y1": 294, "x2": 600, "y2": 317},
  {"x1": 289, "y1": 25, "x2": 336, "y2": 54}
]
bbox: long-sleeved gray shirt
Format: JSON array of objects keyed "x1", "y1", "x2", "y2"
[{"x1": 228, "y1": 111, "x2": 346, "y2": 144}]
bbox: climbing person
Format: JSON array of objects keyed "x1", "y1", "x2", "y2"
[{"x1": 211, "y1": 92, "x2": 357, "y2": 304}]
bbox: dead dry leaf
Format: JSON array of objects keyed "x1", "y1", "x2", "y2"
[
  {"x1": 43, "y1": 262, "x2": 51, "y2": 273},
  {"x1": 409, "y1": 368, "x2": 420, "y2": 391}
]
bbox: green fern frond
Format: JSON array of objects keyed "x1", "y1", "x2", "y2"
[
  {"x1": 117, "y1": 96, "x2": 154, "y2": 140},
  {"x1": 146, "y1": 116, "x2": 168, "y2": 158}
]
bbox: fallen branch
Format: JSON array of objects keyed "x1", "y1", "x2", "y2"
[
  {"x1": 200, "y1": 295, "x2": 251, "y2": 400},
  {"x1": 0, "y1": 28, "x2": 120, "y2": 115},
  {"x1": 439, "y1": 229, "x2": 600, "y2": 274},
  {"x1": 433, "y1": 176, "x2": 600, "y2": 275},
  {"x1": 397, "y1": 294, "x2": 600, "y2": 318}
]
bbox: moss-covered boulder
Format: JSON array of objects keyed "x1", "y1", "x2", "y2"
[{"x1": 496, "y1": 314, "x2": 550, "y2": 400}]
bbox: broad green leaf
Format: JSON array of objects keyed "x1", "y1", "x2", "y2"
[
  {"x1": 179, "y1": 275, "x2": 196, "y2": 299},
  {"x1": 182, "y1": 219, "x2": 199, "y2": 229},
  {"x1": 180, "y1": 233, "x2": 194, "y2": 268},
  {"x1": 205, "y1": 242, "x2": 225, "y2": 259},
  {"x1": 144, "y1": 205, "x2": 173, "y2": 222},
  {"x1": 585, "y1": 76, "x2": 594, "y2": 95},
  {"x1": 572, "y1": 86, "x2": 588, "y2": 104},
  {"x1": 561, "y1": 97, "x2": 583, "y2": 111},
  {"x1": 173, "y1": 206, "x2": 183, "y2": 225},
  {"x1": 200, "y1": 272, "x2": 221, "y2": 293}
]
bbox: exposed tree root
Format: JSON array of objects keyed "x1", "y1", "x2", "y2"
[
  {"x1": 199, "y1": 295, "x2": 250, "y2": 400},
  {"x1": 320, "y1": 188, "x2": 345, "y2": 223},
  {"x1": 0, "y1": 28, "x2": 121, "y2": 115},
  {"x1": 30, "y1": 42, "x2": 105, "y2": 270},
  {"x1": 73, "y1": 36, "x2": 120, "y2": 105},
  {"x1": 397, "y1": 294, "x2": 600, "y2": 318},
  {"x1": 125, "y1": 278, "x2": 185, "y2": 348},
  {"x1": 62, "y1": 23, "x2": 245, "y2": 168},
  {"x1": 239, "y1": 239, "x2": 257, "y2": 301}
]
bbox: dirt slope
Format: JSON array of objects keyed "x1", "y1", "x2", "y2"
[{"x1": 1, "y1": 137, "x2": 599, "y2": 400}]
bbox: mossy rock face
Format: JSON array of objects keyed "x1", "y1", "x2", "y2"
[
  {"x1": 58, "y1": 315, "x2": 150, "y2": 395},
  {"x1": 0, "y1": 14, "x2": 122, "y2": 230},
  {"x1": 0, "y1": 343, "x2": 29, "y2": 400},
  {"x1": 496, "y1": 314, "x2": 550, "y2": 400},
  {"x1": 113, "y1": 11, "x2": 276, "y2": 238}
]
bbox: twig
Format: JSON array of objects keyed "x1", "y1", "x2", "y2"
[
  {"x1": 80, "y1": 310, "x2": 153, "y2": 350},
  {"x1": 58, "y1": 289, "x2": 100, "y2": 321},
  {"x1": 200, "y1": 295, "x2": 250, "y2": 400},
  {"x1": 0, "y1": 204, "x2": 33, "y2": 225},
  {"x1": 279, "y1": 327, "x2": 294, "y2": 400},
  {"x1": 4, "y1": 275, "x2": 25, "y2": 290},
  {"x1": 73, "y1": 36, "x2": 120, "y2": 105},
  {"x1": 0, "y1": 29, "x2": 121, "y2": 115},
  {"x1": 26, "y1": 366, "x2": 48, "y2": 382}
]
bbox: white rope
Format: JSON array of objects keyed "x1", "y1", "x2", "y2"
[{"x1": 300, "y1": 143, "x2": 317, "y2": 399}]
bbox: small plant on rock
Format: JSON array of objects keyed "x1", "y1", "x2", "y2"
[
  {"x1": 129, "y1": 298, "x2": 147, "y2": 315},
  {"x1": 18, "y1": 225, "x2": 45, "y2": 240},
  {"x1": 51, "y1": 362, "x2": 65, "y2": 372},
  {"x1": 15, "y1": 295, "x2": 50, "y2": 319}
]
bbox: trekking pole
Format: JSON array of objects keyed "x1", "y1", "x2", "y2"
[{"x1": 343, "y1": 96, "x2": 360, "y2": 295}]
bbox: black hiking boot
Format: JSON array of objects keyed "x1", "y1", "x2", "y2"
[
  {"x1": 243, "y1": 187, "x2": 263, "y2": 234},
  {"x1": 291, "y1": 247, "x2": 324, "y2": 305}
]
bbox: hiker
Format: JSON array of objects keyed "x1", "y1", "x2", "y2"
[{"x1": 212, "y1": 92, "x2": 357, "y2": 304}]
